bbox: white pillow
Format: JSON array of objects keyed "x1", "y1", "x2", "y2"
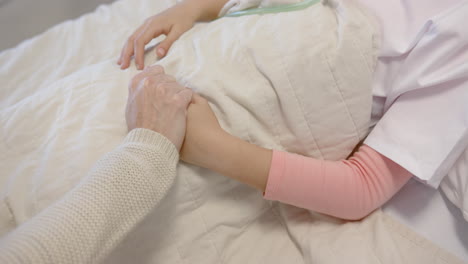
[{"x1": 441, "y1": 147, "x2": 468, "y2": 222}]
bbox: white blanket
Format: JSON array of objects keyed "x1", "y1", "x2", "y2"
[{"x1": 0, "y1": 0, "x2": 463, "y2": 263}]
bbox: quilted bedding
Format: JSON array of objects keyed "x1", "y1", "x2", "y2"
[{"x1": 0, "y1": 0, "x2": 463, "y2": 263}]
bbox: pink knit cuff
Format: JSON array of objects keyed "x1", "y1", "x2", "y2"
[
  {"x1": 264, "y1": 150, "x2": 286, "y2": 200},
  {"x1": 262, "y1": 146, "x2": 412, "y2": 220}
]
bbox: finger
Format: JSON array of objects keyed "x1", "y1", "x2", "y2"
[
  {"x1": 177, "y1": 88, "x2": 193, "y2": 109},
  {"x1": 119, "y1": 35, "x2": 138, "y2": 70},
  {"x1": 134, "y1": 25, "x2": 164, "y2": 70},
  {"x1": 156, "y1": 82, "x2": 186, "y2": 95},
  {"x1": 118, "y1": 40, "x2": 126, "y2": 65},
  {"x1": 128, "y1": 71, "x2": 161, "y2": 90},
  {"x1": 119, "y1": 22, "x2": 148, "y2": 69},
  {"x1": 143, "y1": 64, "x2": 165, "y2": 75},
  {"x1": 156, "y1": 27, "x2": 183, "y2": 58},
  {"x1": 131, "y1": 65, "x2": 164, "y2": 85},
  {"x1": 145, "y1": 74, "x2": 177, "y2": 88},
  {"x1": 119, "y1": 41, "x2": 132, "y2": 69},
  {"x1": 129, "y1": 71, "x2": 169, "y2": 89},
  {"x1": 133, "y1": 73, "x2": 175, "y2": 91}
]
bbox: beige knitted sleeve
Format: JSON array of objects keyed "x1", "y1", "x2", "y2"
[{"x1": 0, "y1": 128, "x2": 179, "y2": 264}]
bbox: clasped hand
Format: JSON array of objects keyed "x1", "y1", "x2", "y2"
[{"x1": 126, "y1": 65, "x2": 224, "y2": 165}]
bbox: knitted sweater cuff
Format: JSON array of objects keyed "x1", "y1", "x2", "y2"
[{"x1": 124, "y1": 128, "x2": 179, "y2": 163}]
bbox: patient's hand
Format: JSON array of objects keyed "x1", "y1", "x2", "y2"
[
  {"x1": 118, "y1": 0, "x2": 231, "y2": 70},
  {"x1": 118, "y1": 3, "x2": 198, "y2": 70},
  {"x1": 126, "y1": 65, "x2": 193, "y2": 151},
  {"x1": 181, "y1": 94, "x2": 272, "y2": 191},
  {"x1": 180, "y1": 94, "x2": 227, "y2": 166}
]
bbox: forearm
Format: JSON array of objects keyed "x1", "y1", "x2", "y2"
[
  {"x1": 265, "y1": 145, "x2": 412, "y2": 220},
  {"x1": 0, "y1": 129, "x2": 178, "y2": 264},
  {"x1": 180, "y1": 0, "x2": 230, "y2": 21},
  {"x1": 196, "y1": 130, "x2": 411, "y2": 220},
  {"x1": 199, "y1": 132, "x2": 272, "y2": 191}
]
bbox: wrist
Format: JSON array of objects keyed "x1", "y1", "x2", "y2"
[
  {"x1": 181, "y1": 0, "x2": 227, "y2": 22},
  {"x1": 203, "y1": 131, "x2": 272, "y2": 191},
  {"x1": 177, "y1": 1, "x2": 204, "y2": 22},
  {"x1": 196, "y1": 130, "x2": 233, "y2": 169},
  {"x1": 125, "y1": 128, "x2": 179, "y2": 162}
]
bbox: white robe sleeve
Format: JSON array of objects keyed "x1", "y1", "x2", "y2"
[{"x1": 365, "y1": 2, "x2": 468, "y2": 188}]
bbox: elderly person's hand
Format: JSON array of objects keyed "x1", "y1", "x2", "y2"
[{"x1": 126, "y1": 65, "x2": 193, "y2": 151}]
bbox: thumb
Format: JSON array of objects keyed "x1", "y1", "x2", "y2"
[
  {"x1": 156, "y1": 28, "x2": 182, "y2": 58},
  {"x1": 178, "y1": 88, "x2": 193, "y2": 108}
]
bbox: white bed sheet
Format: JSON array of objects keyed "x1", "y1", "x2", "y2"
[
  {"x1": 0, "y1": 0, "x2": 466, "y2": 262},
  {"x1": 383, "y1": 179, "x2": 468, "y2": 262}
]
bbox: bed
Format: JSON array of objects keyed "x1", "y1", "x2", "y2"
[
  {"x1": 384, "y1": 179, "x2": 468, "y2": 262},
  {"x1": 0, "y1": 0, "x2": 466, "y2": 263}
]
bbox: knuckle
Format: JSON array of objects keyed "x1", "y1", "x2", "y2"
[
  {"x1": 127, "y1": 35, "x2": 135, "y2": 43},
  {"x1": 174, "y1": 96, "x2": 187, "y2": 108},
  {"x1": 151, "y1": 74, "x2": 164, "y2": 84},
  {"x1": 143, "y1": 76, "x2": 154, "y2": 87},
  {"x1": 155, "y1": 86, "x2": 166, "y2": 97},
  {"x1": 129, "y1": 83, "x2": 138, "y2": 94},
  {"x1": 157, "y1": 74, "x2": 173, "y2": 83},
  {"x1": 153, "y1": 65, "x2": 164, "y2": 73},
  {"x1": 157, "y1": 82, "x2": 170, "y2": 91},
  {"x1": 130, "y1": 76, "x2": 140, "y2": 89},
  {"x1": 134, "y1": 38, "x2": 142, "y2": 47},
  {"x1": 165, "y1": 74, "x2": 176, "y2": 82},
  {"x1": 122, "y1": 48, "x2": 131, "y2": 58}
]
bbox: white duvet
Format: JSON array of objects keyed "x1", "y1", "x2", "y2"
[{"x1": 0, "y1": 0, "x2": 464, "y2": 263}]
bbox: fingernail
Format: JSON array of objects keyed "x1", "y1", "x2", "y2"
[{"x1": 157, "y1": 48, "x2": 165, "y2": 57}]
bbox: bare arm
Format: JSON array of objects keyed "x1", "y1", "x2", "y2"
[
  {"x1": 180, "y1": 95, "x2": 411, "y2": 220},
  {"x1": 181, "y1": 94, "x2": 272, "y2": 191},
  {"x1": 185, "y1": 0, "x2": 232, "y2": 21}
]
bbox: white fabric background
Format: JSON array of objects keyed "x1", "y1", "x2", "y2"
[{"x1": 0, "y1": 0, "x2": 464, "y2": 263}]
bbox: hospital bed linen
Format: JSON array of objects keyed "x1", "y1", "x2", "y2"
[
  {"x1": 0, "y1": 0, "x2": 464, "y2": 263},
  {"x1": 384, "y1": 179, "x2": 468, "y2": 262},
  {"x1": 223, "y1": 0, "x2": 468, "y2": 194}
]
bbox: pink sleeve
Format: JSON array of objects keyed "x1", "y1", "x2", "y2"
[{"x1": 264, "y1": 145, "x2": 412, "y2": 220}]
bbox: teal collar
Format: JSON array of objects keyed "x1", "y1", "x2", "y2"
[{"x1": 225, "y1": 0, "x2": 321, "y2": 17}]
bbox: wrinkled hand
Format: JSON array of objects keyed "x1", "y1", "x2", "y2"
[
  {"x1": 117, "y1": 4, "x2": 199, "y2": 70},
  {"x1": 180, "y1": 94, "x2": 227, "y2": 166},
  {"x1": 126, "y1": 65, "x2": 193, "y2": 151}
]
